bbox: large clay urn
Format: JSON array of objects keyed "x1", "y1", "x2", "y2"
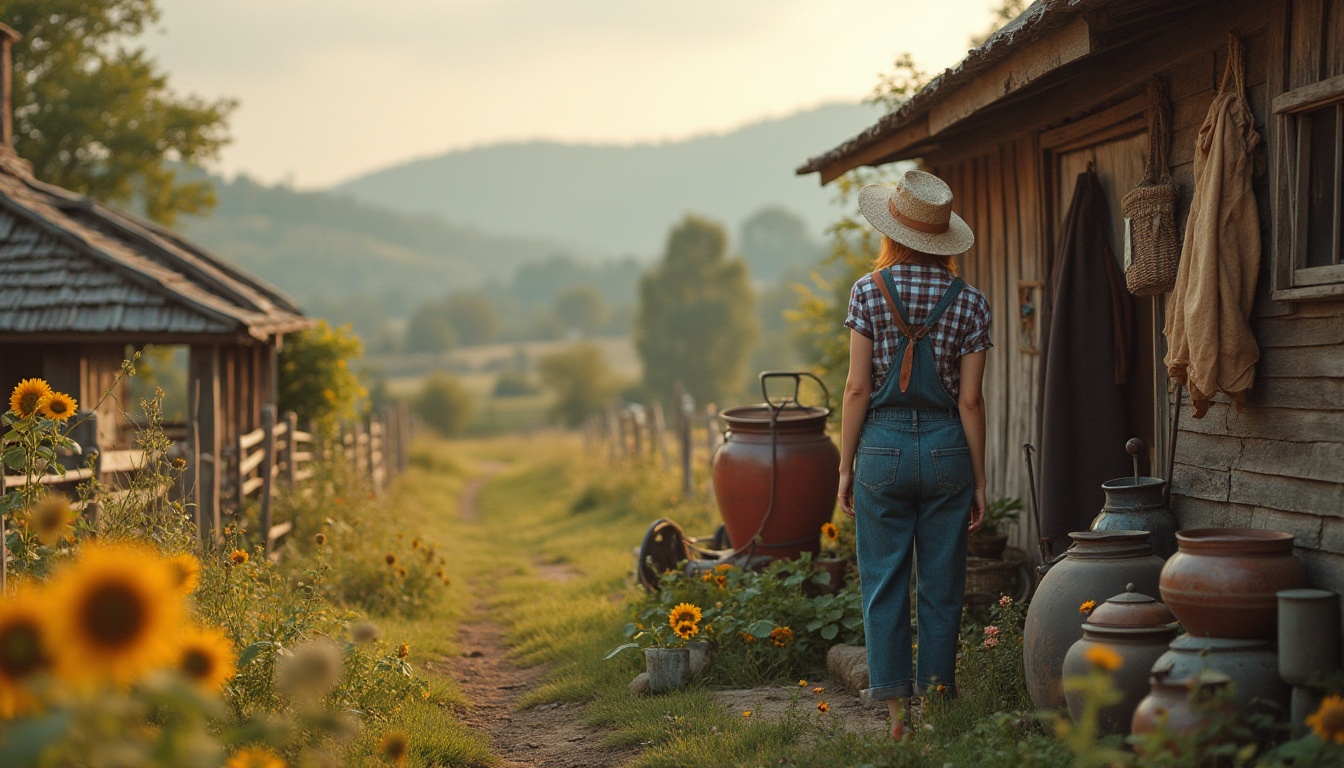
[
  {"x1": 1062, "y1": 584, "x2": 1178, "y2": 735},
  {"x1": 712, "y1": 403, "x2": 839, "y2": 559},
  {"x1": 1159, "y1": 529, "x2": 1307, "y2": 639},
  {"x1": 1024, "y1": 531, "x2": 1166, "y2": 710},
  {"x1": 1090, "y1": 476, "x2": 1176, "y2": 559},
  {"x1": 1153, "y1": 635, "x2": 1289, "y2": 716}
]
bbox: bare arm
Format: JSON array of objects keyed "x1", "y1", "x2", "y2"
[
  {"x1": 838, "y1": 330, "x2": 874, "y2": 518},
  {"x1": 958, "y1": 350, "x2": 988, "y2": 532}
]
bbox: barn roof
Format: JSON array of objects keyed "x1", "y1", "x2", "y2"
[
  {"x1": 796, "y1": 0, "x2": 1194, "y2": 183},
  {"x1": 0, "y1": 150, "x2": 312, "y2": 341}
]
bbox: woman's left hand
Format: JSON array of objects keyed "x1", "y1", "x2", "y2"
[{"x1": 838, "y1": 472, "x2": 855, "y2": 519}]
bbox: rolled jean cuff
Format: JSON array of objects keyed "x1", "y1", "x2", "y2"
[{"x1": 863, "y1": 680, "x2": 914, "y2": 702}]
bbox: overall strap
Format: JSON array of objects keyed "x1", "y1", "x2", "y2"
[{"x1": 871, "y1": 270, "x2": 965, "y2": 393}]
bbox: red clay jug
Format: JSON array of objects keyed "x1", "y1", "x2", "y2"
[
  {"x1": 712, "y1": 373, "x2": 839, "y2": 559},
  {"x1": 1159, "y1": 529, "x2": 1307, "y2": 639}
]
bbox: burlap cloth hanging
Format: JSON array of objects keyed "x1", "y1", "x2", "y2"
[{"x1": 1123, "y1": 77, "x2": 1181, "y2": 296}]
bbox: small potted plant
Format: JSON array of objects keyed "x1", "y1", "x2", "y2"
[
  {"x1": 968, "y1": 497, "x2": 1023, "y2": 559},
  {"x1": 604, "y1": 602, "x2": 704, "y2": 693},
  {"x1": 810, "y1": 520, "x2": 852, "y2": 595}
]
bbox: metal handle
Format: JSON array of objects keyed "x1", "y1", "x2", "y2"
[{"x1": 759, "y1": 371, "x2": 830, "y2": 412}]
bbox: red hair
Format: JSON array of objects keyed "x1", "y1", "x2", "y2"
[{"x1": 873, "y1": 236, "x2": 959, "y2": 276}]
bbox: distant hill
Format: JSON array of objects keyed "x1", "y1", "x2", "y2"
[
  {"x1": 331, "y1": 102, "x2": 882, "y2": 258},
  {"x1": 175, "y1": 174, "x2": 565, "y2": 308}
]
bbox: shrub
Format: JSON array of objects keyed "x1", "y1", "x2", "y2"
[{"x1": 413, "y1": 373, "x2": 473, "y2": 436}]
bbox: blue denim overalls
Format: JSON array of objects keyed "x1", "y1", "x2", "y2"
[{"x1": 854, "y1": 268, "x2": 974, "y2": 702}]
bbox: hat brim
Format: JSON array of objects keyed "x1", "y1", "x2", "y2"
[{"x1": 858, "y1": 184, "x2": 975, "y2": 256}]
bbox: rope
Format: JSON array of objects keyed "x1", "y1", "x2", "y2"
[
  {"x1": 1218, "y1": 31, "x2": 1245, "y2": 97},
  {"x1": 1143, "y1": 77, "x2": 1172, "y2": 185}
]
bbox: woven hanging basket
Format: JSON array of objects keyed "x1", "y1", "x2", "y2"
[
  {"x1": 1123, "y1": 176, "x2": 1181, "y2": 296},
  {"x1": 1123, "y1": 77, "x2": 1181, "y2": 297},
  {"x1": 965, "y1": 545, "x2": 1028, "y2": 599}
]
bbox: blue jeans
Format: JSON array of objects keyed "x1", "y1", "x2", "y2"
[{"x1": 854, "y1": 407, "x2": 973, "y2": 700}]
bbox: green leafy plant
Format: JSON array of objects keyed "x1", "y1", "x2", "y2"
[{"x1": 979, "y1": 496, "x2": 1024, "y2": 537}]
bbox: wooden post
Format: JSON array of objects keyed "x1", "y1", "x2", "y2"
[
  {"x1": 259, "y1": 405, "x2": 277, "y2": 557},
  {"x1": 188, "y1": 345, "x2": 221, "y2": 540},
  {"x1": 78, "y1": 413, "x2": 102, "y2": 531},
  {"x1": 282, "y1": 411, "x2": 299, "y2": 486},
  {"x1": 382, "y1": 407, "x2": 399, "y2": 481},
  {"x1": 651, "y1": 401, "x2": 669, "y2": 469},
  {"x1": 607, "y1": 408, "x2": 621, "y2": 461},
  {"x1": 677, "y1": 388, "x2": 695, "y2": 497},
  {"x1": 368, "y1": 414, "x2": 382, "y2": 492},
  {"x1": 629, "y1": 406, "x2": 644, "y2": 459},
  {"x1": 704, "y1": 404, "x2": 719, "y2": 492}
]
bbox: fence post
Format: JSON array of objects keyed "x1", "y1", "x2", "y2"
[
  {"x1": 651, "y1": 401, "x2": 669, "y2": 469},
  {"x1": 704, "y1": 404, "x2": 719, "y2": 492},
  {"x1": 259, "y1": 405, "x2": 277, "y2": 557},
  {"x1": 383, "y1": 407, "x2": 399, "y2": 481},
  {"x1": 628, "y1": 405, "x2": 644, "y2": 459},
  {"x1": 282, "y1": 411, "x2": 299, "y2": 487},
  {"x1": 607, "y1": 408, "x2": 622, "y2": 461},
  {"x1": 79, "y1": 413, "x2": 102, "y2": 531},
  {"x1": 367, "y1": 414, "x2": 382, "y2": 492},
  {"x1": 677, "y1": 388, "x2": 695, "y2": 497}
]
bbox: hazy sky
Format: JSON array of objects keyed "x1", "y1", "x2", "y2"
[{"x1": 143, "y1": 0, "x2": 1000, "y2": 189}]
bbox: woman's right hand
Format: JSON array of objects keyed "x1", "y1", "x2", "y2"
[
  {"x1": 838, "y1": 472, "x2": 855, "y2": 519},
  {"x1": 968, "y1": 487, "x2": 986, "y2": 533}
]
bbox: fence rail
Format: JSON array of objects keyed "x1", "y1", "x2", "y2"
[{"x1": 584, "y1": 386, "x2": 724, "y2": 498}]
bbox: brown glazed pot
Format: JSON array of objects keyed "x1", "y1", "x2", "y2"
[
  {"x1": 1159, "y1": 529, "x2": 1307, "y2": 639},
  {"x1": 712, "y1": 405, "x2": 839, "y2": 559},
  {"x1": 1023, "y1": 531, "x2": 1166, "y2": 710},
  {"x1": 1062, "y1": 585, "x2": 1179, "y2": 736},
  {"x1": 1153, "y1": 634, "x2": 1289, "y2": 716},
  {"x1": 1131, "y1": 666, "x2": 1234, "y2": 743}
]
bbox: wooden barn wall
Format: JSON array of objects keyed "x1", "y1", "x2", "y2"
[
  {"x1": 1165, "y1": 0, "x2": 1344, "y2": 598},
  {"x1": 928, "y1": 136, "x2": 1045, "y2": 557}
]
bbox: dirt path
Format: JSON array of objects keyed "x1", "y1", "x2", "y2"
[{"x1": 444, "y1": 463, "x2": 637, "y2": 768}]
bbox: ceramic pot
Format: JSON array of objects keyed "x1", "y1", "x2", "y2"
[
  {"x1": 1024, "y1": 531, "x2": 1166, "y2": 710},
  {"x1": 968, "y1": 531, "x2": 1009, "y2": 559},
  {"x1": 713, "y1": 404, "x2": 839, "y2": 558},
  {"x1": 644, "y1": 647, "x2": 690, "y2": 693},
  {"x1": 1153, "y1": 634, "x2": 1289, "y2": 716},
  {"x1": 1159, "y1": 529, "x2": 1307, "y2": 639},
  {"x1": 1131, "y1": 666, "x2": 1234, "y2": 742},
  {"x1": 1062, "y1": 585, "x2": 1178, "y2": 735},
  {"x1": 1277, "y1": 589, "x2": 1341, "y2": 686},
  {"x1": 1091, "y1": 476, "x2": 1176, "y2": 559},
  {"x1": 806, "y1": 557, "x2": 848, "y2": 596}
]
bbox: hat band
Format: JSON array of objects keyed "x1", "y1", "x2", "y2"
[{"x1": 889, "y1": 197, "x2": 950, "y2": 235}]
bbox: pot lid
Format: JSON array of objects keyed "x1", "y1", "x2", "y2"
[
  {"x1": 1167, "y1": 634, "x2": 1273, "y2": 652},
  {"x1": 1085, "y1": 583, "x2": 1177, "y2": 631}
]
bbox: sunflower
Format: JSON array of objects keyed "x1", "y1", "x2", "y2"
[
  {"x1": 769, "y1": 626, "x2": 794, "y2": 647},
  {"x1": 25, "y1": 493, "x2": 76, "y2": 547},
  {"x1": 9, "y1": 379, "x2": 51, "y2": 418},
  {"x1": 668, "y1": 603, "x2": 702, "y2": 629},
  {"x1": 229, "y1": 549, "x2": 249, "y2": 566},
  {"x1": 673, "y1": 621, "x2": 698, "y2": 640},
  {"x1": 166, "y1": 553, "x2": 201, "y2": 595},
  {"x1": 397, "y1": 643, "x2": 410, "y2": 659},
  {"x1": 225, "y1": 746, "x2": 286, "y2": 768},
  {"x1": 379, "y1": 730, "x2": 410, "y2": 764},
  {"x1": 817, "y1": 701, "x2": 829, "y2": 713},
  {"x1": 173, "y1": 625, "x2": 236, "y2": 693},
  {"x1": 36, "y1": 391, "x2": 76, "y2": 422},
  {"x1": 1307, "y1": 694, "x2": 1344, "y2": 745},
  {"x1": 1083, "y1": 644, "x2": 1123, "y2": 672},
  {"x1": 48, "y1": 542, "x2": 185, "y2": 686},
  {"x1": 821, "y1": 522, "x2": 839, "y2": 542},
  {"x1": 0, "y1": 588, "x2": 56, "y2": 718}
]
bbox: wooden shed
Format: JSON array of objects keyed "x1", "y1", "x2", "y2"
[
  {"x1": 800, "y1": 0, "x2": 1344, "y2": 591},
  {"x1": 0, "y1": 25, "x2": 312, "y2": 534}
]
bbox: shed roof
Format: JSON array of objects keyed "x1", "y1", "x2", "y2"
[
  {"x1": 796, "y1": 0, "x2": 1203, "y2": 182},
  {"x1": 0, "y1": 150, "x2": 312, "y2": 341}
]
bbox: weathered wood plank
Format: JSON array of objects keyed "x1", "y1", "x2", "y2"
[
  {"x1": 1288, "y1": 0, "x2": 1325, "y2": 89},
  {"x1": 1258, "y1": 346, "x2": 1344, "y2": 377},
  {"x1": 1230, "y1": 468, "x2": 1344, "y2": 516},
  {"x1": 1171, "y1": 494, "x2": 1254, "y2": 529},
  {"x1": 1175, "y1": 431, "x2": 1241, "y2": 471},
  {"x1": 1181, "y1": 402, "x2": 1344, "y2": 443},
  {"x1": 1173, "y1": 462, "x2": 1231, "y2": 501},
  {"x1": 1254, "y1": 314, "x2": 1344, "y2": 347},
  {"x1": 1239, "y1": 437, "x2": 1344, "y2": 483},
  {"x1": 1168, "y1": 51, "x2": 1216, "y2": 101},
  {"x1": 1320, "y1": 517, "x2": 1344, "y2": 554},
  {"x1": 929, "y1": 17, "x2": 1093, "y2": 136},
  {"x1": 1245, "y1": 376, "x2": 1344, "y2": 409},
  {"x1": 1249, "y1": 507, "x2": 1323, "y2": 547},
  {"x1": 1271, "y1": 73, "x2": 1344, "y2": 114},
  {"x1": 1330, "y1": 0, "x2": 1344, "y2": 79},
  {"x1": 822, "y1": 119, "x2": 931, "y2": 184}
]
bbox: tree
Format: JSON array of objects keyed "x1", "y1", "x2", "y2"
[
  {"x1": 553, "y1": 285, "x2": 608, "y2": 337},
  {"x1": 537, "y1": 343, "x2": 619, "y2": 427},
  {"x1": 413, "y1": 373, "x2": 473, "y2": 436},
  {"x1": 634, "y1": 216, "x2": 757, "y2": 405},
  {"x1": 278, "y1": 320, "x2": 367, "y2": 430},
  {"x1": 2, "y1": 0, "x2": 236, "y2": 224},
  {"x1": 740, "y1": 207, "x2": 821, "y2": 284},
  {"x1": 970, "y1": 0, "x2": 1031, "y2": 47},
  {"x1": 441, "y1": 293, "x2": 499, "y2": 347},
  {"x1": 405, "y1": 302, "x2": 458, "y2": 353}
]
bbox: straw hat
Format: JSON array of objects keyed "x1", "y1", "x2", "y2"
[{"x1": 858, "y1": 170, "x2": 975, "y2": 256}]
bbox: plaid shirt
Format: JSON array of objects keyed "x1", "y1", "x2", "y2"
[{"x1": 844, "y1": 264, "x2": 993, "y2": 399}]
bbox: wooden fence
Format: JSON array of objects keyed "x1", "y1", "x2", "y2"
[
  {"x1": 221, "y1": 402, "x2": 413, "y2": 556},
  {"x1": 584, "y1": 389, "x2": 723, "y2": 498}
]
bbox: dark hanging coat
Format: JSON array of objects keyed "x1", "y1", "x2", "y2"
[{"x1": 1037, "y1": 170, "x2": 1134, "y2": 552}]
